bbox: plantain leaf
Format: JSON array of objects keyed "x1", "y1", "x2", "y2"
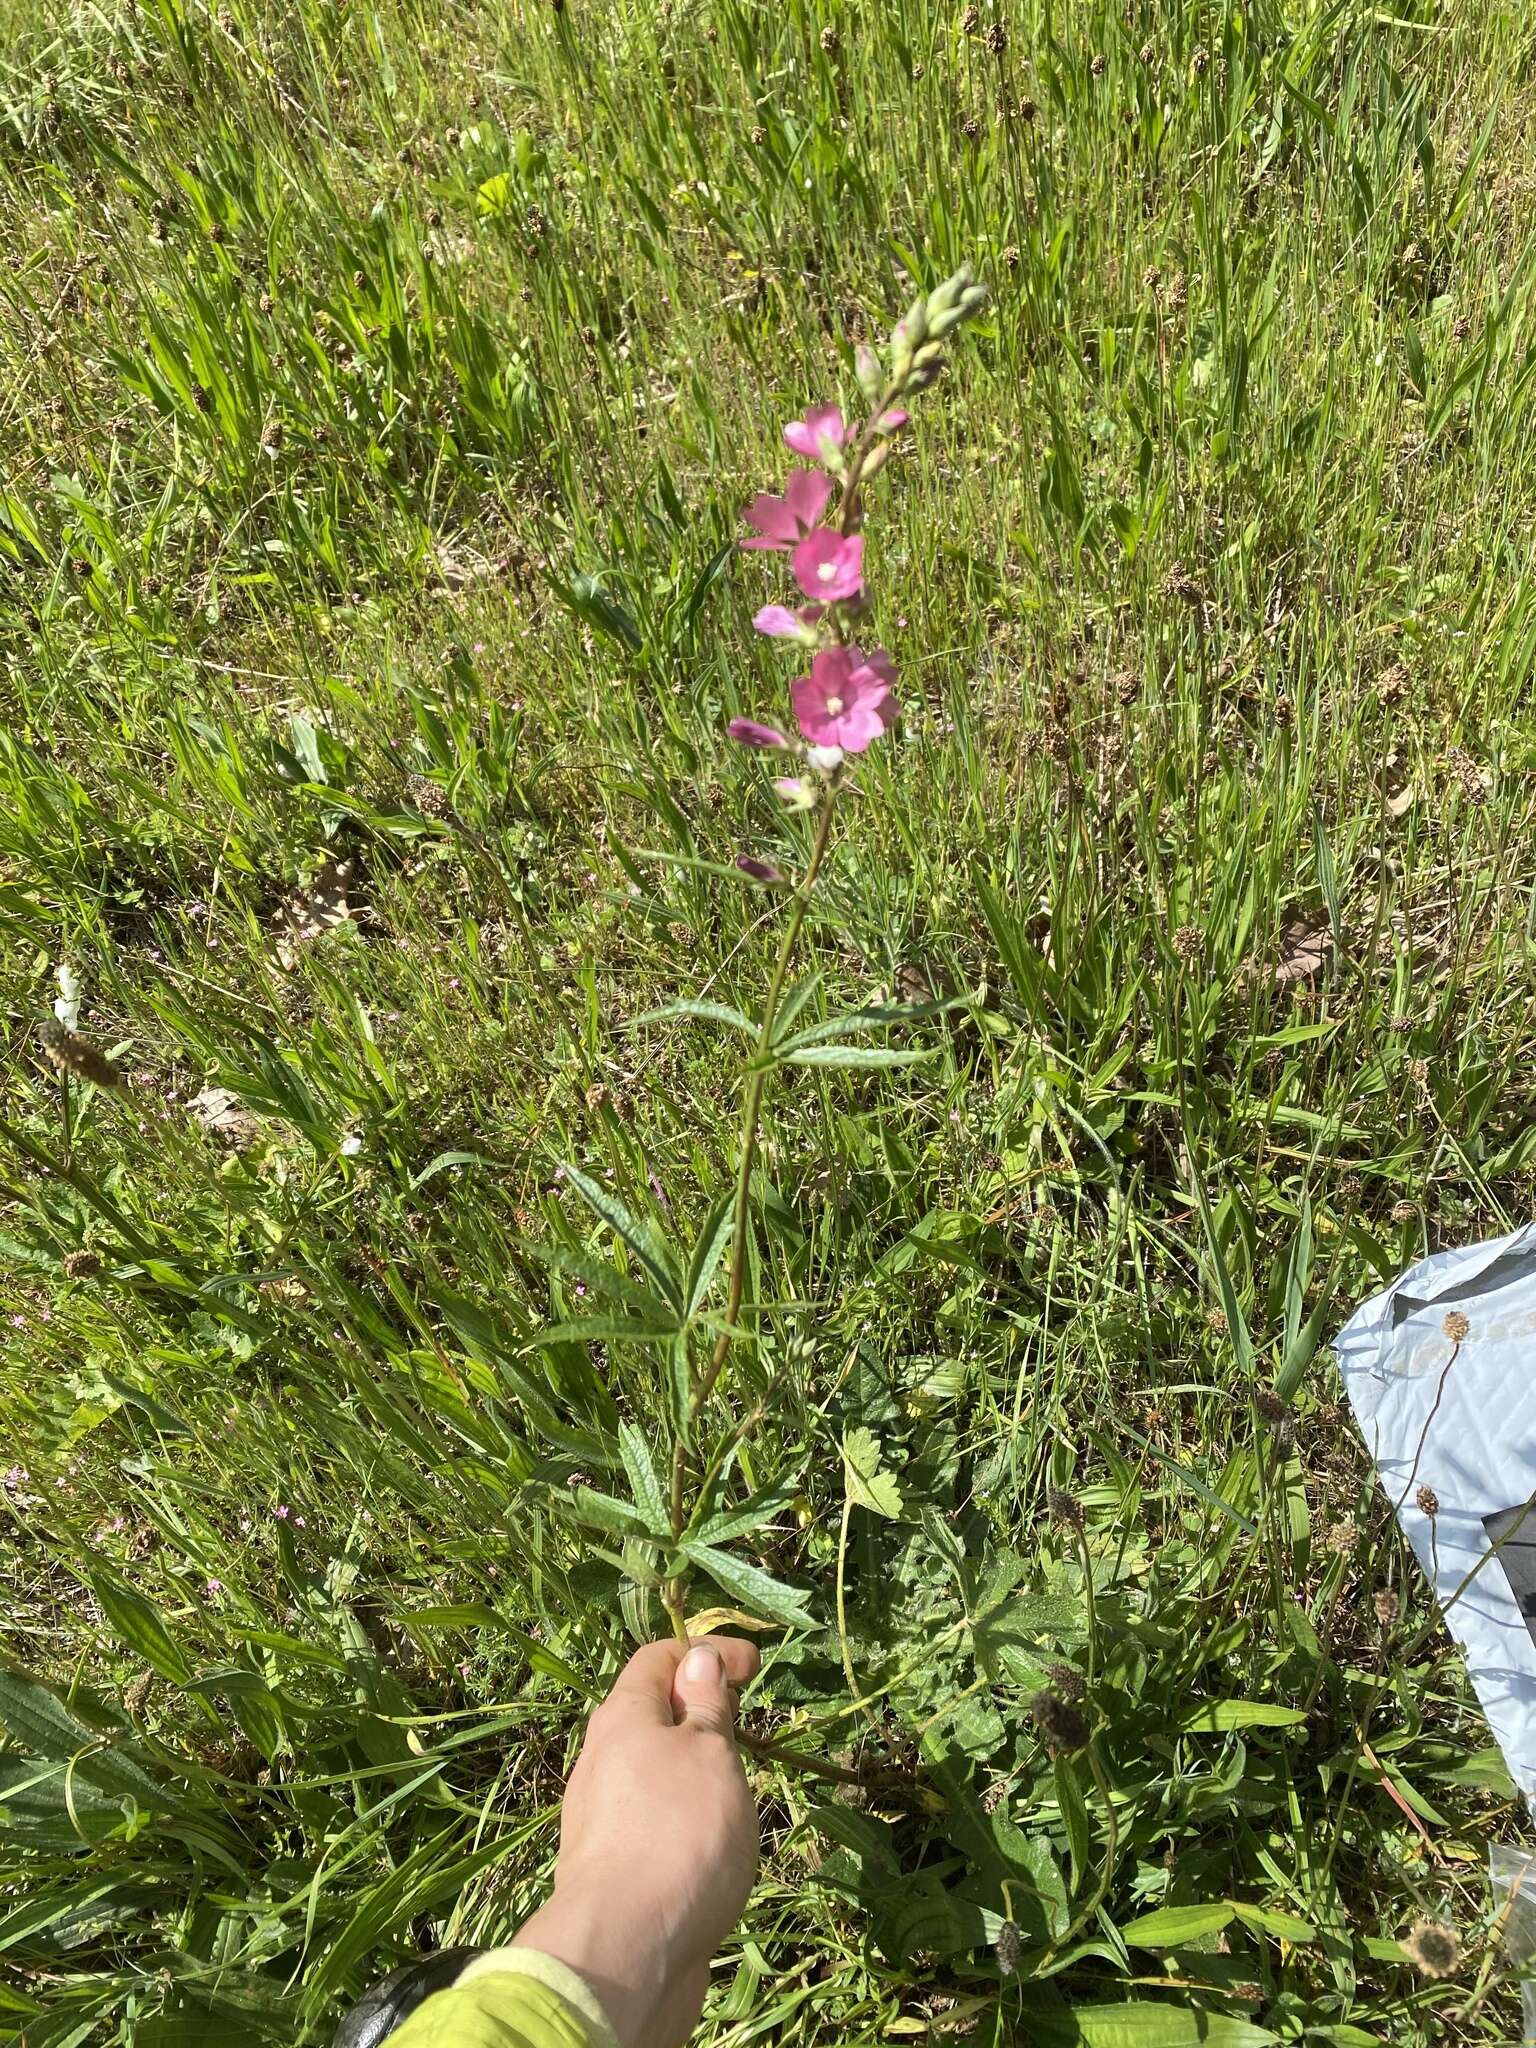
[
  {"x1": 1121, "y1": 1901, "x2": 1235, "y2": 1948},
  {"x1": 89, "y1": 1575, "x2": 193, "y2": 1686},
  {"x1": 1179, "y1": 1701, "x2": 1308, "y2": 1732},
  {"x1": 1032, "y1": 2006, "x2": 1278, "y2": 2046}
]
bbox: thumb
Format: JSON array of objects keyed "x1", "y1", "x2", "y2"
[{"x1": 673, "y1": 1642, "x2": 735, "y2": 1735}]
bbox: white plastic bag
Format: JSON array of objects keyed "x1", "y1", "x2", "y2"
[{"x1": 1335, "y1": 1223, "x2": 1536, "y2": 1798}]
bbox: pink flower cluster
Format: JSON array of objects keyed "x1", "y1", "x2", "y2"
[{"x1": 732, "y1": 405, "x2": 901, "y2": 764}]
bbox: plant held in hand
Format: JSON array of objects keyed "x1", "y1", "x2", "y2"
[{"x1": 554, "y1": 264, "x2": 988, "y2": 1712}]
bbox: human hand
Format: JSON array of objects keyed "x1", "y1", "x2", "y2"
[{"x1": 511, "y1": 1638, "x2": 761, "y2": 2048}]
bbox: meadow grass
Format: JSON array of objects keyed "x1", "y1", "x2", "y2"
[{"x1": 2, "y1": 0, "x2": 1535, "y2": 2040}]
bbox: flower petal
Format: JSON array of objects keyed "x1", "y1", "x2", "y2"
[
  {"x1": 783, "y1": 406, "x2": 848, "y2": 459},
  {"x1": 753, "y1": 604, "x2": 809, "y2": 639},
  {"x1": 743, "y1": 491, "x2": 800, "y2": 542},
  {"x1": 783, "y1": 468, "x2": 835, "y2": 528}
]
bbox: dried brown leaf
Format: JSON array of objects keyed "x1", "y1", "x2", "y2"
[
  {"x1": 189, "y1": 1086, "x2": 261, "y2": 1148},
  {"x1": 274, "y1": 860, "x2": 353, "y2": 968},
  {"x1": 1275, "y1": 909, "x2": 1331, "y2": 986}
]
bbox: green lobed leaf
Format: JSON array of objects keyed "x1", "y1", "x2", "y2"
[{"x1": 842, "y1": 1427, "x2": 904, "y2": 1518}]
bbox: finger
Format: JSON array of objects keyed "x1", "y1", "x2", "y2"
[
  {"x1": 594, "y1": 1641, "x2": 690, "y2": 1728},
  {"x1": 671, "y1": 1641, "x2": 738, "y2": 1735},
  {"x1": 695, "y1": 1634, "x2": 760, "y2": 1691}
]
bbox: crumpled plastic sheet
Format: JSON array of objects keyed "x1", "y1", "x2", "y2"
[{"x1": 1337, "y1": 1225, "x2": 1536, "y2": 2026}]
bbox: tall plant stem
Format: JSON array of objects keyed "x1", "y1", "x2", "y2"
[{"x1": 663, "y1": 793, "x2": 840, "y2": 1639}]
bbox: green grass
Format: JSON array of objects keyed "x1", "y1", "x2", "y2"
[{"x1": 2, "y1": 0, "x2": 1535, "y2": 2040}]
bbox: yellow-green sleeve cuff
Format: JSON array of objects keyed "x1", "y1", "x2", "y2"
[{"x1": 384, "y1": 1948, "x2": 619, "y2": 2048}]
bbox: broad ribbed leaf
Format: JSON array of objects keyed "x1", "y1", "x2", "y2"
[
  {"x1": 681, "y1": 1542, "x2": 814, "y2": 1628},
  {"x1": 619, "y1": 1422, "x2": 669, "y2": 1533}
]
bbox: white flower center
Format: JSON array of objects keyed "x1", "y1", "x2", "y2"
[
  {"x1": 825, "y1": 694, "x2": 844, "y2": 714},
  {"x1": 817, "y1": 560, "x2": 838, "y2": 583}
]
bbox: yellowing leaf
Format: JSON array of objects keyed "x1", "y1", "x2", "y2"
[{"x1": 684, "y1": 1606, "x2": 780, "y2": 1637}]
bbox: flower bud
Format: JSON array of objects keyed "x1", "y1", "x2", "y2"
[
  {"x1": 860, "y1": 438, "x2": 894, "y2": 479},
  {"x1": 890, "y1": 293, "x2": 928, "y2": 374},
  {"x1": 925, "y1": 261, "x2": 975, "y2": 321},
  {"x1": 855, "y1": 344, "x2": 885, "y2": 403},
  {"x1": 912, "y1": 340, "x2": 947, "y2": 368},
  {"x1": 773, "y1": 775, "x2": 819, "y2": 809}
]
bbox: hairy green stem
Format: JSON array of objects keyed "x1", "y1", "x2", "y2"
[{"x1": 663, "y1": 793, "x2": 840, "y2": 1636}]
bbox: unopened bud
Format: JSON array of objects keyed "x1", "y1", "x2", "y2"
[
  {"x1": 912, "y1": 340, "x2": 947, "y2": 369},
  {"x1": 854, "y1": 343, "x2": 885, "y2": 402},
  {"x1": 860, "y1": 438, "x2": 894, "y2": 479},
  {"x1": 926, "y1": 261, "x2": 974, "y2": 319},
  {"x1": 891, "y1": 293, "x2": 929, "y2": 370}
]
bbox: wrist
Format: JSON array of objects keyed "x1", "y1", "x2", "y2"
[{"x1": 512, "y1": 1881, "x2": 678, "y2": 2048}]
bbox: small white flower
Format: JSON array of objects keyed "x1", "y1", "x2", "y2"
[
  {"x1": 339, "y1": 1133, "x2": 364, "y2": 1157},
  {"x1": 53, "y1": 961, "x2": 82, "y2": 1033},
  {"x1": 806, "y1": 744, "x2": 845, "y2": 773}
]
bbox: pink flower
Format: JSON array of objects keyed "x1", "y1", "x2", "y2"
[
  {"x1": 790, "y1": 646, "x2": 898, "y2": 753},
  {"x1": 783, "y1": 405, "x2": 851, "y2": 461},
  {"x1": 876, "y1": 407, "x2": 909, "y2": 433},
  {"x1": 753, "y1": 603, "x2": 822, "y2": 641},
  {"x1": 741, "y1": 469, "x2": 832, "y2": 551},
  {"x1": 791, "y1": 529, "x2": 864, "y2": 602},
  {"x1": 728, "y1": 717, "x2": 790, "y2": 750},
  {"x1": 736, "y1": 855, "x2": 783, "y2": 884},
  {"x1": 274, "y1": 1504, "x2": 289, "y2": 1519}
]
